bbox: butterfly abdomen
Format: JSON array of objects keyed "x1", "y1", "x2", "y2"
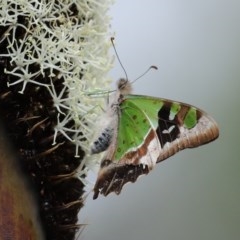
[{"x1": 91, "y1": 127, "x2": 114, "y2": 154}]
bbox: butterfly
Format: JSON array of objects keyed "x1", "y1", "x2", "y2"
[{"x1": 91, "y1": 78, "x2": 219, "y2": 199}]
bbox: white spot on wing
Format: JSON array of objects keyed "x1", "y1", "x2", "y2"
[
  {"x1": 169, "y1": 111, "x2": 176, "y2": 121},
  {"x1": 162, "y1": 125, "x2": 175, "y2": 134}
]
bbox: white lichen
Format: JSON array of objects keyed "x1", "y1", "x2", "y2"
[{"x1": 0, "y1": 0, "x2": 114, "y2": 181}]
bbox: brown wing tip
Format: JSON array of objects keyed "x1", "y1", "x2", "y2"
[{"x1": 198, "y1": 115, "x2": 219, "y2": 144}]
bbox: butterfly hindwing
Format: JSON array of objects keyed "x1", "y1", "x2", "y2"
[{"x1": 93, "y1": 94, "x2": 219, "y2": 199}]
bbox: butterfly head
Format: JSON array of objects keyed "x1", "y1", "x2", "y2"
[{"x1": 117, "y1": 78, "x2": 132, "y2": 95}]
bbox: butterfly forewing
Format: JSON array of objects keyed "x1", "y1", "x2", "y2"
[{"x1": 114, "y1": 97, "x2": 161, "y2": 163}]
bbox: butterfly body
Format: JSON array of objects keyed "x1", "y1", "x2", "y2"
[{"x1": 91, "y1": 79, "x2": 219, "y2": 199}]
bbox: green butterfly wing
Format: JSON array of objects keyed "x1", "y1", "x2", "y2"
[
  {"x1": 114, "y1": 96, "x2": 161, "y2": 163},
  {"x1": 93, "y1": 95, "x2": 219, "y2": 199}
]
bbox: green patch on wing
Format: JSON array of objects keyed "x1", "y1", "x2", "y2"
[
  {"x1": 170, "y1": 102, "x2": 181, "y2": 119},
  {"x1": 184, "y1": 107, "x2": 197, "y2": 128},
  {"x1": 114, "y1": 95, "x2": 163, "y2": 161}
]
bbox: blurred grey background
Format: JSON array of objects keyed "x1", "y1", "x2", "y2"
[{"x1": 80, "y1": 0, "x2": 240, "y2": 239}]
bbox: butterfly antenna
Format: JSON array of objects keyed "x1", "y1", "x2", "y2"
[
  {"x1": 130, "y1": 65, "x2": 158, "y2": 85},
  {"x1": 111, "y1": 37, "x2": 158, "y2": 88},
  {"x1": 111, "y1": 37, "x2": 129, "y2": 81}
]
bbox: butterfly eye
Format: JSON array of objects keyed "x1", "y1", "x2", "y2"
[
  {"x1": 117, "y1": 78, "x2": 128, "y2": 90},
  {"x1": 117, "y1": 78, "x2": 132, "y2": 95}
]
